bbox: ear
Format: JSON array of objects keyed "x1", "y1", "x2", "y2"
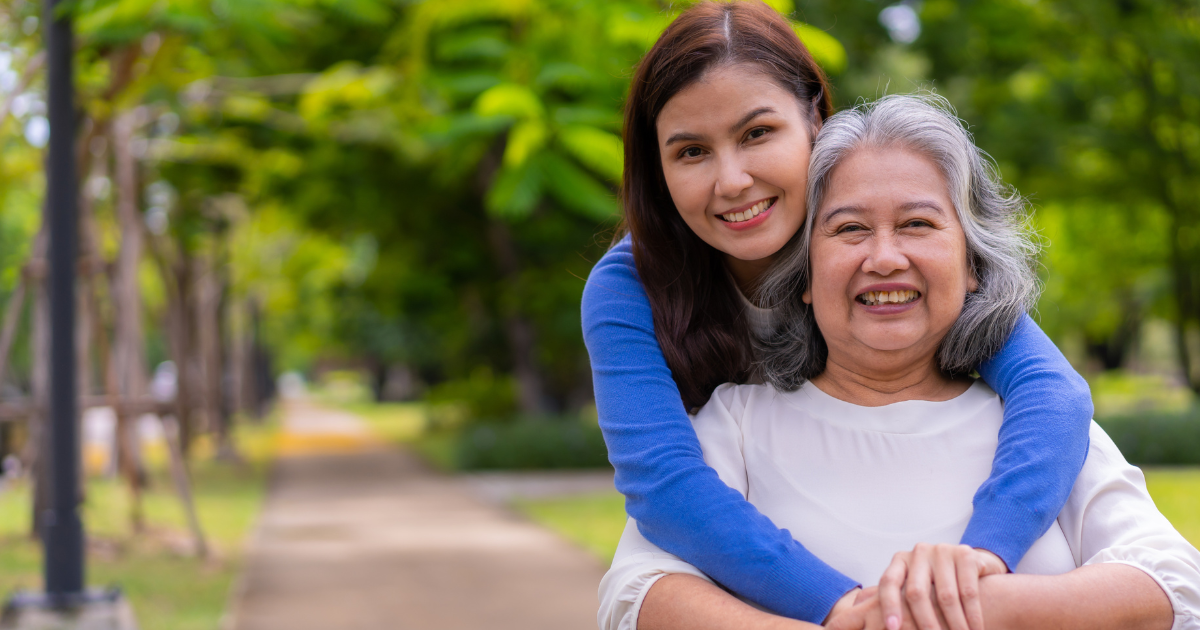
[
  {"x1": 967, "y1": 274, "x2": 979, "y2": 293},
  {"x1": 802, "y1": 288, "x2": 813, "y2": 304}
]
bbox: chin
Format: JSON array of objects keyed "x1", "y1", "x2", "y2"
[{"x1": 855, "y1": 330, "x2": 928, "y2": 353}]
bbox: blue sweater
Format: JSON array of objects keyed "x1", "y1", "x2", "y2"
[{"x1": 581, "y1": 235, "x2": 1093, "y2": 623}]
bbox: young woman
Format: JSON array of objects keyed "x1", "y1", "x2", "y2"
[{"x1": 580, "y1": 3, "x2": 1093, "y2": 629}]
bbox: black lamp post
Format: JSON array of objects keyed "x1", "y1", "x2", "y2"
[{"x1": 42, "y1": 0, "x2": 85, "y2": 601}]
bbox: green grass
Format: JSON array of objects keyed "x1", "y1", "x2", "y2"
[
  {"x1": 513, "y1": 468, "x2": 1200, "y2": 565},
  {"x1": 1143, "y1": 467, "x2": 1200, "y2": 546},
  {"x1": 0, "y1": 419, "x2": 276, "y2": 630},
  {"x1": 514, "y1": 490, "x2": 627, "y2": 562},
  {"x1": 342, "y1": 401, "x2": 426, "y2": 445}
]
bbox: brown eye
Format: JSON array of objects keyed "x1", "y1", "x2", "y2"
[
  {"x1": 747, "y1": 127, "x2": 768, "y2": 140},
  {"x1": 681, "y1": 146, "x2": 703, "y2": 158}
]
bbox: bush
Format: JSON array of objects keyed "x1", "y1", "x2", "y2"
[
  {"x1": 1097, "y1": 409, "x2": 1200, "y2": 465},
  {"x1": 424, "y1": 368, "x2": 518, "y2": 431},
  {"x1": 455, "y1": 416, "x2": 610, "y2": 470}
]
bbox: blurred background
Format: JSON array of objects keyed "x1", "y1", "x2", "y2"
[{"x1": 0, "y1": 0, "x2": 1197, "y2": 628}]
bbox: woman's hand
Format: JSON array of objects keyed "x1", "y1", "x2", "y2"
[
  {"x1": 877, "y1": 544, "x2": 1007, "y2": 630},
  {"x1": 825, "y1": 586, "x2": 937, "y2": 630}
]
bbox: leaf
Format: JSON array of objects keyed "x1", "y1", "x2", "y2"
[
  {"x1": 474, "y1": 83, "x2": 544, "y2": 120},
  {"x1": 793, "y1": 22, "x2": 847, "y2": 75},
  {"x1": 552, "y1": 106, "x2": 622, "y2": 129},
  {"x1": 487, "y1": 160, "x2": 543, "y2": 219},
  {"x1": 540, "y1": 152, "x2": 619, "y2": 221},
  {"x1": 761, "y1": 0, "x2": 795, "y2": 16},
  {"x1": 425, "y1": 112, "x2": 510, "y2": 145},
  {"x1": 605, "y1": 8, "x2": 673, "y2": 50},
  {"x1": 535, "y1": 63, "x2": 594, "y2": 93},
  {"x1": 433, "y1": 72, "x2": 504, "y2": 100},
  {"x1": 558, "y1": 125, "x2": 623, "y2": 182},
  {"x1": 503, "y1": 120, "x2": 548, "y2": 168},
  {"x1": 435, "y1": 33, "x2": 512, "y2": 62}
]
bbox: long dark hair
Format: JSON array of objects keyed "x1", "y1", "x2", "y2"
[{"x1": 620, "y1": 1, "x2": 833, "y2": 408}]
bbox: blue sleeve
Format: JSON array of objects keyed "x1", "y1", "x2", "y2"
[
  {"x1": 970, "y1": 313, "x2": 1093, "y2": 569},
  {"x1": 581, "y1": 236, "x2": 858, "y2": 623}
]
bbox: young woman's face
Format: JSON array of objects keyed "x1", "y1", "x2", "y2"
[
  {"x1": 656, "y1": 64, "x2": 815, "y2": 283},
  {"x1": 804, "y1": 147, "x2": 976, "y2": 368}
]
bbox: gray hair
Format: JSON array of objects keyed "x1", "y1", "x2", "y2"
[{"x1": 756, "y1": 93, "x2": 1041, "y2": 389}]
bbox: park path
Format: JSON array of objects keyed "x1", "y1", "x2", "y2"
[{"x1": 226, "y1": 401, "x2": 607, "y2": 630}]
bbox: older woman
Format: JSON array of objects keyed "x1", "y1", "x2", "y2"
[{"x1": 597, "y1": 95, "x2": 1200, "y2": 630}]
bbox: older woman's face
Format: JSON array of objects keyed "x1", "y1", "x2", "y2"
[{"x1": 804, "y1": 147, "x2": 977, "y2": 365}]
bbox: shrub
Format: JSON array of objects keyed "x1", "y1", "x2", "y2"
[
  {"x1": 1097, "y1": 409, "x2": 1200, "y2": 465},
  {"x1": 455, "y1": 415, "x2": 610, "y2": 470}
]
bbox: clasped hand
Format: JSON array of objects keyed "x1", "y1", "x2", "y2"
[{"x1": 824, "y1": 543, "x2": 1008, "y2": 630}]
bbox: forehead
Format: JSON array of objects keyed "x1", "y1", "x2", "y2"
[
  {"x1": 820, "y1": 146, "x2": 952, "y2": 216},
  {"x1": 656, "y1": 64, "x2": 801, "y2": 138}
]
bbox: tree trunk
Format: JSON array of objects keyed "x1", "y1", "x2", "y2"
[
  {"x1": 196, "y1": 254, "x2": 234, "y2": 457},
  {"x1": 106, "y1": 110, "x2": 148, "y2": 527}
]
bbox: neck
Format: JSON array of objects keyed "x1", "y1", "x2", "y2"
[
  {"x1": 811, "y1": 351, "x2": 971, "y2": 407},
  {"x1": 724, "y1": 254, "x2": 774, "y2": 304}
]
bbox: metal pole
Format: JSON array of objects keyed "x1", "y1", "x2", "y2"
[{"x1": 43, "y1": 0, "x2": 84, "y2": 600}]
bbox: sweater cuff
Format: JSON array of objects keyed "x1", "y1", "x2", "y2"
[
  {"x1": 758, "y1": 554, "x2": 860, "y2": 622},
  {"x1": 959, "y1": 498, "x2": 1046, "y2": 571}
]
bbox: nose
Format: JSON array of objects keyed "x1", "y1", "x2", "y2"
[
  {"x1": 861, "y1": 231, "x2": 910, "y2": 277},
  {"x1": 713, "y1": 154, "x2": 753, "y2": 199}
]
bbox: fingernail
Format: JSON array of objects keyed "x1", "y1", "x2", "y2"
[{"x1": 886, "y1": 615, "x2": 900, "y2": 630}]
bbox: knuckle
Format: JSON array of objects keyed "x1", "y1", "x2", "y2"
[
  {"x1": 905, "y1": 586, "x2": 928, "y2": 604},
  {"x1": 938, "y1": 590, "x2": 959, "y2": 607},
  {"x1": 960, "y1": 585, "x2": 979, "y2": 601}
]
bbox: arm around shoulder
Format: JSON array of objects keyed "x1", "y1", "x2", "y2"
[{"x1": 583, "y1": 239, "x2": 857, "y2": 622}]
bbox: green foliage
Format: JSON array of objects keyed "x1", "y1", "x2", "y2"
[
  {"x1": 456, "y1": 415, "x2": 610, "y2": 470},
  {"x1": 425, "y1": 367, "x2": 519, "y2": 429},
  {"x1": 1097, "y1": 410, "x2": 1200, "y2": 466}
]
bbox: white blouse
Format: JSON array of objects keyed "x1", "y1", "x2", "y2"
[{"x1": 598, "y1": 381, "x2": 1200, "y2": 630}]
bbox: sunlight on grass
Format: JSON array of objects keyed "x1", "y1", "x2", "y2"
[
  {"x1": 1144, "y1": 468, "x2": 1200, "y2": 547},
  {"x1": 514, "y1": 490, "x2": 627, "y2": 562},
  {"x1": 516, "y1": 468, "x2": 1200, "y2": 566},
  {"x1": 0, "y1": 417, "x2": 276, "y2": 630}
]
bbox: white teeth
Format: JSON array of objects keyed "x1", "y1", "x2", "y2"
[
  {"x1": 721, "y1": 198, "x2": 775, "y2": 223},
  {"x1": 857, "y1": 290, "x2": 920, "y2": 306}
]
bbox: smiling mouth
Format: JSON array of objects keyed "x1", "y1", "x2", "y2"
[
  {"x1": 857, "y1": 290, "x2": 921, "y2": 306},
  {"x1": 717, "y1": 197, "x2": 776, "y2": 223}
]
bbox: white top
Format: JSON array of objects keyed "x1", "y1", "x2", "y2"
[{"x1": 598, "y1": 381, "x2": 1200, "y2": 630}]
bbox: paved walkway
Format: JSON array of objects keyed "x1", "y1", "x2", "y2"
[{"x1": 227, "y1": 402, "x2": 607, "y2": 630}]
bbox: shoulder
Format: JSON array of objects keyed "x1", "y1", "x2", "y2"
[
  {"x1": 694, "y1": 382, "x2": 776, "y2": 426},
  {"x1": 581, "y1": 234, "x2": 648, "y2": 322},
  {"x1": 584, "y1": 234, "x2": 639, "y2": 295}
]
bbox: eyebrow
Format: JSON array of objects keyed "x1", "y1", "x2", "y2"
[
  {"x1": 662, "y1": 106, "x2": 779, "y2": 147},
  {"x1": 820, "y1": 205, "x2": 862, "y2": 226},
  {"x1": 898, "y1": 200, "x2": 947, "y2": 215},
  {"x1": 730, "y1": 107, "x2": 776, "y2": 134},
  {"x1": 820, "y1": 200, "x2": 947, "y2": 225}
]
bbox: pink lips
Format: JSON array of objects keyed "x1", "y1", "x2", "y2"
[{"x1": 718, "y1": 199, "x2": 775, "y2": 231}]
